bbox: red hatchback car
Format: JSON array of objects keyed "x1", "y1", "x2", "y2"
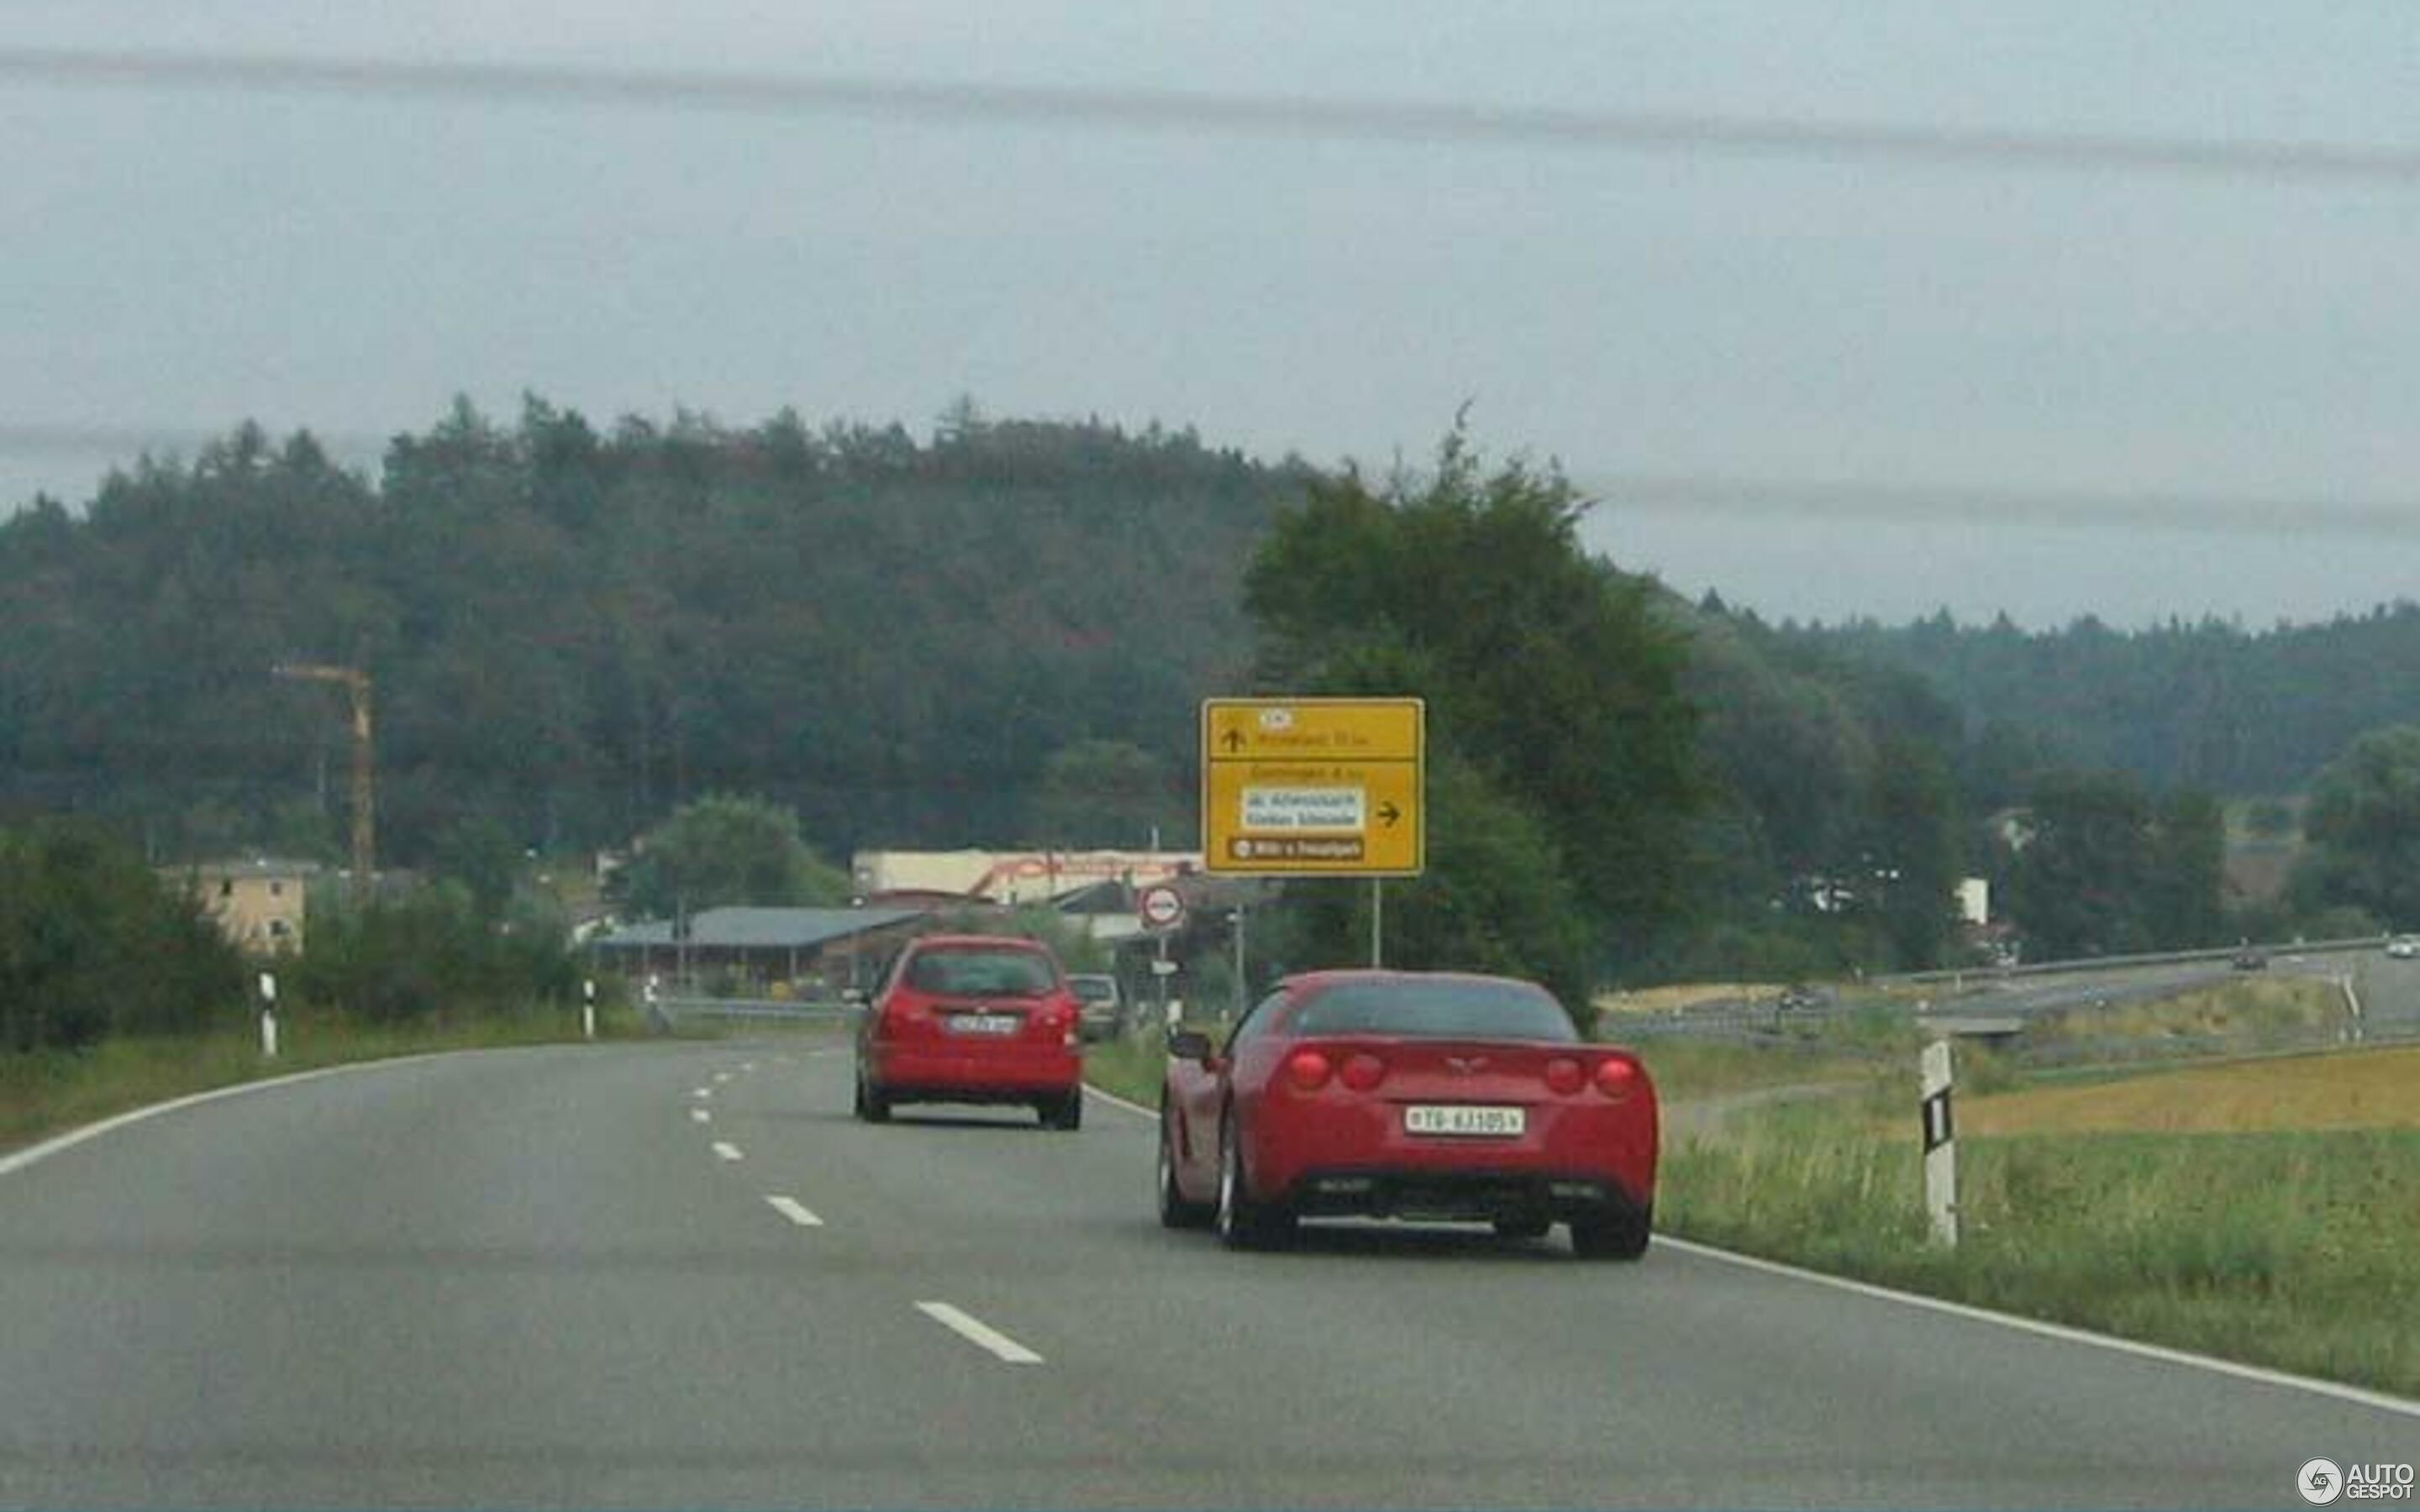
[
  {"x1": 854, "y1": 934, "x2": 1086, "y2": 1130},
  {"x1": 1158, "y1": 970, "x2": 1657, "y2": 1257}
]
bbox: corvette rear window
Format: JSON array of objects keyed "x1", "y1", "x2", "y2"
[
  {"x1": 907, "y1": 948, "x2": 1058, "y2": 996},
  {"x1": 1289, "y1": 980, "x2": 1579, "y2": 1042}
]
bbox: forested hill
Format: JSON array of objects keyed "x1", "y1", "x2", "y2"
[
  {"x1": 1789, "y1": 608, "x2": 2420, "y2": 798},
  {"x1": 0, "y1": 400, "x2": 1308, "y2": 861},
  {"x1": 11, "y1": 394, "x2": 2401, "y2": 975}
]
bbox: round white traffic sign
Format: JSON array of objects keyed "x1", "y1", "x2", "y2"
[{"x1": 1139, "y1": 885, "x2": 1185, "y2": 930}]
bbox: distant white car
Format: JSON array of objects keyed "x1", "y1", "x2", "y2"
[{"x1": 2386, "y1": 937, "x2": 2419, "y2": 960}]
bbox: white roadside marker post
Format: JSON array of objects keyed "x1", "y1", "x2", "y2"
[
  {"x1": 582, "y1": 978, "x2": 597, "y2": 1042},
  {"x1": 1920, "y1": 1038, "x2": 1957, "y2": 1247},
  {"x1": 258, "y1": 971, "x2": 279, "y2": 1061}
]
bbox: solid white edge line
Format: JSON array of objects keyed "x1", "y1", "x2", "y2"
[
  {"x1": 765, "y1": 1194, "x2": 823, "y2": 1227},
  {"x1": 41, "y1": 1050, "x2": 2385, "y2": 1417},
  {"x1": 0, "y1": 1050, "x2": 466, "y2": 1180},
  {"x1": 1084, "y1": 1082, "x2": 1156, "y2": 1120},
  {"x1": 1078, "y1": 1071, "x2": 2420, "y2": 1420},
  {"x1": 712, "y1": 1141, "x2": 744, "y2": 1162},
  {"x1": 1651, "y1": 1236, "x2": 2420, "y2": 1420},
  {"x1": 915, "y1": 1301, "x2": 1044, "y2": 1364}
]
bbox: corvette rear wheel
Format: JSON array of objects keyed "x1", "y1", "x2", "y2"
[
  {"x1": 1570, "y1": 1204, "x2": 1651, "y2": 1261},
  {"x1": 1158, "y1": 1111, "x2": 1214, "y2": 1229},
  {"x1": 1214, "y1": 1113, "x2": 1293, "y2": 1250},
  {"x1": 1040, "y1": 1090, "x2": 1084, "y2": 1131}
]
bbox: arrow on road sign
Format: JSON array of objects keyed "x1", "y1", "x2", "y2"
[{"x1": 1377, "y1": 801, "x2": 1402, "y2": 827}]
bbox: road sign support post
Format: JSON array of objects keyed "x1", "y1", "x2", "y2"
[
  {"x1": 1920, "y1": 1038, "x2": 1957, "y2": 1247},
  {"x1": 1233, "y1": 906, "x2": 1249, "y2": 1017},
  {"x1": 1370, "y1": 878, "x2": 1383, "y2": 968}
]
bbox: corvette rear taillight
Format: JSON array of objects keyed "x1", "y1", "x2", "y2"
[
  {"x1": 1594, "y1": 1056, "x2": 1640, "y2": 1099},
  {"x1": 1544, "y1": 1058, "x2": 1586, "y2": 1095},
  {"x1": 1285, "y1": 1049, "x2": 1334, "y2": 1091},
  {"x1": 1340, "y1": 1053, "x2": 1386, "y2": 1092}
]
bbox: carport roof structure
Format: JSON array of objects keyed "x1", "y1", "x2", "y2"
[{"x1": 592, "y1": 906, "x2": 927, "y2": 951}]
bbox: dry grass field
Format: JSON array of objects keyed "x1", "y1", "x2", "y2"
[
  {"x1": 1964, "y1": 1044, "x2": 2420, "y2": 1135},
  {"x1": 1594, "y1": 983, "x2": 1777, "y2": 1016}
]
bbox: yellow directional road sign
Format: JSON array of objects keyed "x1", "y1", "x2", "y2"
[{"x1": 1201, "y1": 697, "x2": 1425, "y2": 875}]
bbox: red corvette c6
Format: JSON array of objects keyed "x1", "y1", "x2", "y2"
[{"x1": 1158, "y1": 970, "x2": 1657, "y2": 1257}]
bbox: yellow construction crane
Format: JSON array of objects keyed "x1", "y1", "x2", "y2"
[{"x1": 273, "y1": 662, "x2": 373, "y2": 906}]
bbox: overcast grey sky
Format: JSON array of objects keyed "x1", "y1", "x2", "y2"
[{"x1": 4, "y1": 3, "x2": 2416, "y2": 627}]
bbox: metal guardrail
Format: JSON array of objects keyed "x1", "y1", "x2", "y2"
[
  {"x1": 644, "y1": 995, "x2": 862, "y2": 1030},
  {"x1": 1889, "y1": 935, "x2": 2391, "y2": 987}
]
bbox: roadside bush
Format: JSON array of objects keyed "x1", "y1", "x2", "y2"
[
  {"x1": 0, "y1": 819, "x2": 244, "y2": 1052},
  {"x1": 289, "y1": 882, "x2": 577, "y2": 1021}
]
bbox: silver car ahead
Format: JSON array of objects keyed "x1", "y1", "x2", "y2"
[{"x1": 1069, "y1": 973, "x2": 1123, "y2": 1041}]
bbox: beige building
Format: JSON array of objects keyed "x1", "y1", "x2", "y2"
[{"x1": 179, "y1": 858, "x2": 318, "y2": 954}]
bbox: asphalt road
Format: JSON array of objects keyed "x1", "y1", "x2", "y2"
[
  {"x1": 1952, "y1": 947, "x2": 2420, "y2": 1043},
  {"x1": 2, "y1": 1037, "x2": 2412, "y2": 1509},
  {"x1": 2348, "y1": 949, "x2": 2420, "y2": 1037}
]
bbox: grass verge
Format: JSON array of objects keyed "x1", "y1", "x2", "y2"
[
  {"x1": 1083, "y1": 1032, "x2": 1168, "y2": 1110},
  {"x1": 1663, "y1": 1085, "x2": 2420, "y2": 1399}
]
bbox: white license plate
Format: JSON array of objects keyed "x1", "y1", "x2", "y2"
[
  {"x1": 1404, "y1": 1105, "x2": 1525, "y2": 1138},
  {"x1": 947, "y1": 1013, "x2": 1018, "y2": 1036}
]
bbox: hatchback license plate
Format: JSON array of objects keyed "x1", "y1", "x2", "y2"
[
  {"x1": 948, "y1": 1013, "x2": 1018, "y2": 1036},
  {"x1": 1404, "y1": 1105, "x2": 1525, "y2": 1137}
]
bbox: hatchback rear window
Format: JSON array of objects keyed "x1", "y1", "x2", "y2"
[
  {"x1": 906, "y1": 948, "x2": 1059, "y2": 997},
  {"x1": 1289, "y1": 979, "x2": 1579, "y2": 1042}
]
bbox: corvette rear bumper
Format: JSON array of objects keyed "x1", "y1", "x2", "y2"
[{"x1": 1278, "y1": 1166, "x2": 1649, "y2": 1224}]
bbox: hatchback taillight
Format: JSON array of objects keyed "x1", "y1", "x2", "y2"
[
  {"x1": 1594, "y1": 1056, "x2": 1640, "y2": 1099},
  {"x1": 1285, "y1": 1049, "x2": 1334, "y2": 1091},
  {"x1": 1039, "y1": 1001, "x2": 1077, "y2": 1046},
  {"x1": 876, "y1": 996, "x2": 931, "y2": 1040}
]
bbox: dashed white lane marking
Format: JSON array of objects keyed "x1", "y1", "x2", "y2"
[
  {"x1": 712, "y1": 1141, "x2": 744, "y2": 1162},
  {"x1": 713, "y1": 1071, "x2": 734, "y2": 1084},
  {"x1": 692, "y1": 1087, "x2": 713, "y2": 1100},
  {"x1": 915, "y1": 1302, "x2": 1044, "y2": 1365},
  {"x1": 741, "y1": 1061, "x2": 758, "y2": 1073},
  {"x1": 765, "y1": 1195, "x2": 823, "y2": 1227},
  {"x1": 690, "y1": 1108, "x2": 711, "y2": 1126}
]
